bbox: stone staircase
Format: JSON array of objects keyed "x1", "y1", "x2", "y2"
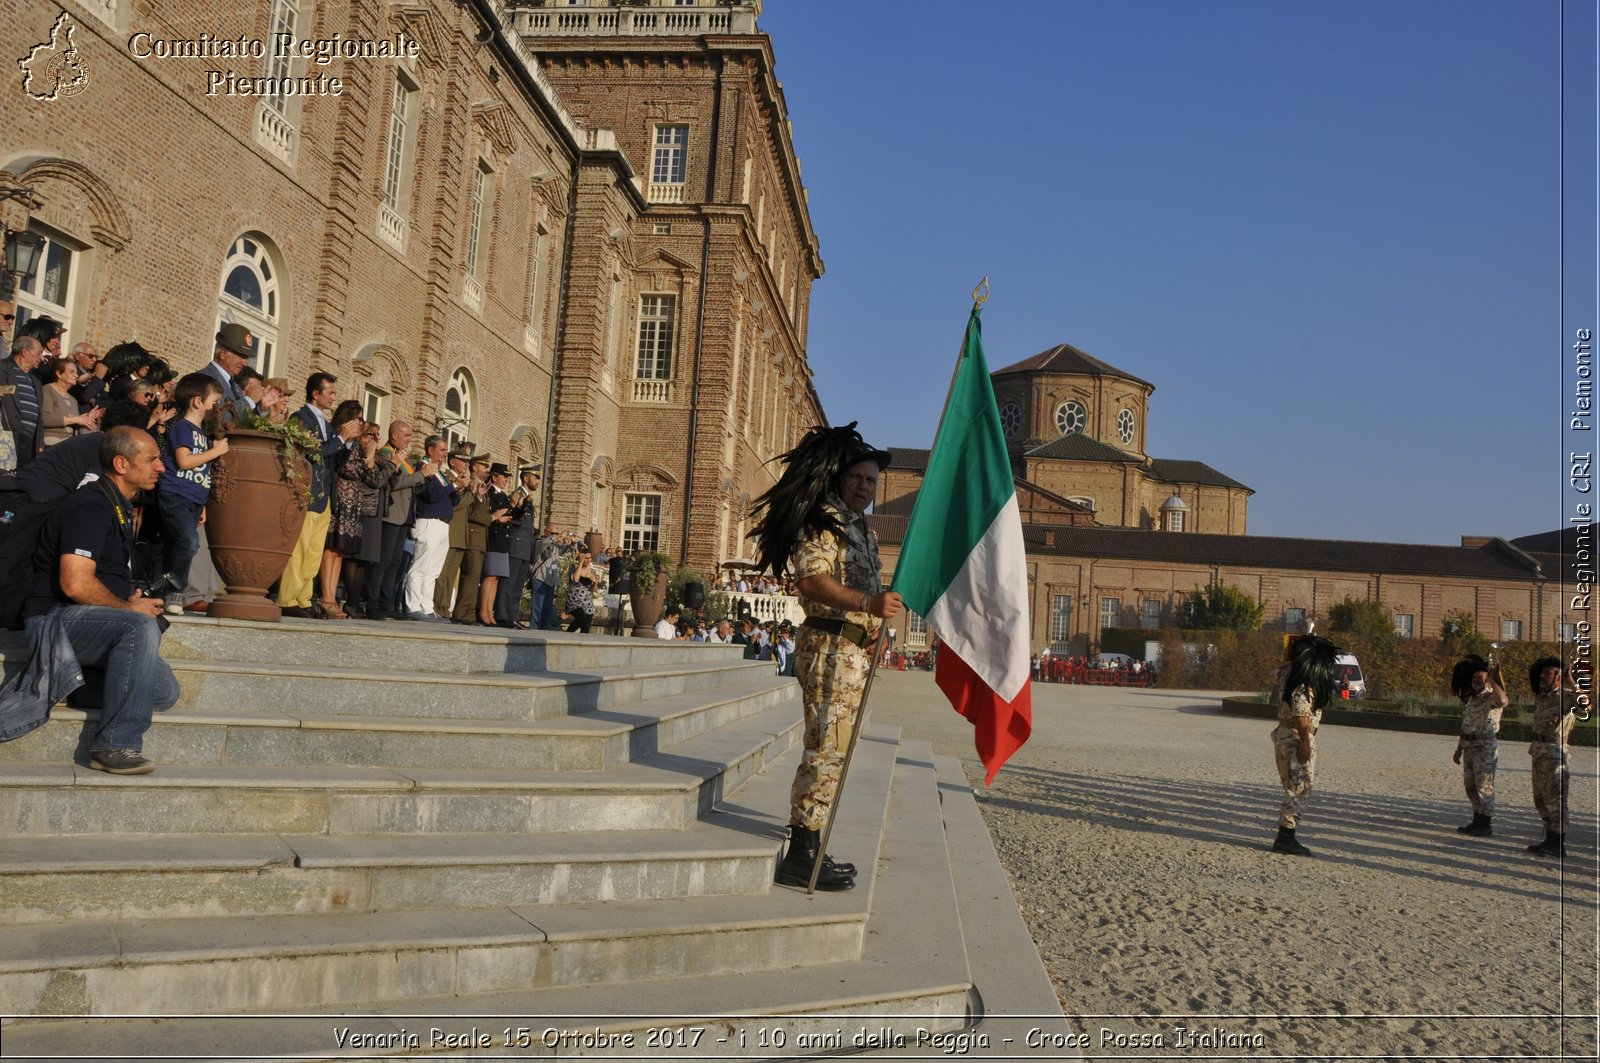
[{"x1": 0, "y1": 617, "x2": 1063, "y2": 1059}]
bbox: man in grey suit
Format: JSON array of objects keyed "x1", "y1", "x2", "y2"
[{"x1": 369, "y1": 420, "x2": 426, "y2": 620}]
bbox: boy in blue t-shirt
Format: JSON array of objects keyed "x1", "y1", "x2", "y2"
[{"x1": 156, "y1": 373, "x2": 230, "y2": 615}]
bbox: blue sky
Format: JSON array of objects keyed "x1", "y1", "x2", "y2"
[{"x1": 759, "y1": 1, "x2": 1589, "y2": 546}]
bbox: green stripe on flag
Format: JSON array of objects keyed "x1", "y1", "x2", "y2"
[{"x1": 892, "y1": 308, "x2": 1014, "y2": 615}]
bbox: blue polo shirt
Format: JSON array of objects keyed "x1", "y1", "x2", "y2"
[{"x1": 414, "y1": 472, "x2": 458, "y2": 521}]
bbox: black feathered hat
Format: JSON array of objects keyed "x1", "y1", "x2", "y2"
[
  {"x1": 1528, "y1": 656, "x2": 1563, "y2": 696},
  {"x1": 1283, "y1": 634, "x2": 1341, "y2": 710},
  {"x1": 1451, "y1": 655, "x2": 1488, "y2": 703},
  {"x1": 747, "y1": 421, "x2": 890, "y2": 576}
]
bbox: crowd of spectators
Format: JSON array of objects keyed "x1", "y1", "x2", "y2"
[{"x1": 1031, "y1": 651, "x2": 1157, "y2": 687}]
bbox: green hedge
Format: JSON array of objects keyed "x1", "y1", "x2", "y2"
[
  {"x1": 1106, "y1": 627, "x2": 1569, "y2": 705},
  {"x1": 1219, "y1": 695, "x2": 1598, "y2": 746}
]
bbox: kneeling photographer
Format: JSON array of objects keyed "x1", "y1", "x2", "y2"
[{"x1": 0, "y1": 426, "x2": 180, "y2": 773}]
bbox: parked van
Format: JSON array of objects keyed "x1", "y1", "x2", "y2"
[{"x1": 1334, "y1": 653, "x2": 1366, "y2": 699}]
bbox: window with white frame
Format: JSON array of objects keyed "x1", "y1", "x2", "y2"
[
  {"x1": 378, "y1": 72, "x2": 418, "y2": 249},
  {"x1": 621, "y1": 493, "x2": 662, "y2": 552},
  {"x1": 262, "y1": 0, "x2": 299, "y2": 117},
  {"x1": 1284, "y1": 607, "x2": 1306, "y2": 631},
  {"x1": 1049, "y1": 594, "x2": 1073, "y2": 646},
  {"x1": 651, "y1": 125, "x2": 688, "y2": 186},
  {"x1": 441, "y1": 367, "x2": 474, "y2": 451},
  {"x1": 215, "y1": 234, "x2": 282, "y2": 376},
  {"x1": 12, "y1": 223, "x2": 80, "y2": 336},
  {"x1": 1141, "y1": 598, "x2": 1162, "y2": 629},
  {"x1": 1099, "y1": 596, "x2": 1121, "y2": 634},
  {"x1": 1559, "y1": 622, "x2": 1577, "y2": 642},
  {"x1": 906, "y1": 611, "x2": 929, "y2": 647},
  {"x1": 1395, "y1": 613, "x2": 1414, "y2": 638},
  {"x1": 466, "y1": 162, "x2": 494, "y2": 281},
  {"x1": 634, "y1": 294, "x2": 675, "y2": 379},
  {"x1": 1500, "y1": 619, "x2": 1523, "y2": 641},
  {"x1": 525, "y1": 220, "x2": 549, "y2": 355},
  {"x1": 361, "y1": 384, "x2": 389, "y2": 427}
]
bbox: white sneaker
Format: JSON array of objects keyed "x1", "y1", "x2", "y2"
[{"x1": 164, "y1": 595, "x2": 184, "y2": 617}]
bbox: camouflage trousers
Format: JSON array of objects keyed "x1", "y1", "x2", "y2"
[
  {"x1": 1271, "y1": 731, "x2": 1316, "y2": 829},
  {"x1": 1460, "y1": 738, "x2": 1497, "y2": 816},
  {"x1": 789, "y1": 626, "x2": 872, "y2": 831},
  {"x1": 1531, "y1": 751, "x2": 1569, "y2": 832}
]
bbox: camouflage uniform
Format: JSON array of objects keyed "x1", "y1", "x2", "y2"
[
  {"x1": 1457, "y1": 686, "x2": 1508, "y2": 816},
  {"x1": 1528, "y1": 688, "x2": 1576, "y2": 833},
  {"x1": 1270, "y1": 681, "x2": 1320, "y2": 829},
  {"x1": 789, "y1": 494, "x2": 882, "y2": 831}
]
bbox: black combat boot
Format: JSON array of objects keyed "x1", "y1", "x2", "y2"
[
  {"x1": 1271, "y1": 826, "x2": 1313, "y2": 856},
  {"x1": 775, "y1": 826, "x2": 855, "y2": 890},
  {"x1": 1530, "y1": 831, "x2": 1566, "y2": 857},
  {"x1": 1460, "y1": 813, "x2": 1492, "y2": 837},
  {"x1": 788, "y1": 822, "x2": 855, "y2": 876}
]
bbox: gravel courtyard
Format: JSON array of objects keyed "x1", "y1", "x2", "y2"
[{"x1": 865, "y1": 670, "x2": 1598, "y2": 1060}]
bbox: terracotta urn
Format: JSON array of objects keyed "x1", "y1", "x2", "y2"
[
  {"x1": 629, "y1": 583, "x2": 666, "y2": 638},
  {"x1": 205, "y1": 429, "x2": 311, "y2": 622}
]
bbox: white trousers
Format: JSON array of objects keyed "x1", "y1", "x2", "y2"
[{"x1": 404, "y1": 518, "x2": 451, "y2": 614}]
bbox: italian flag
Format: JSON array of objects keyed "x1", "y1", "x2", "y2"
[{"x1": 892, "y1": 307, "x2": 1032, "y2": 784}]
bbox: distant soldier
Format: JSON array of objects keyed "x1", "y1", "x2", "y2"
[
  {"x1": 1525, "y1": 656, "x2": 1581, "y2": 856},
  {"x1": 1269, "y1": 635, "x2": 1340, "y2": 856},
  {"x1": 1450, "y1": 654, "x2": 1509, "y2": 837}
]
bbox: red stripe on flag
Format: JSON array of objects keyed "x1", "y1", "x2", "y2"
[{"x1": 935, "y1": 644, "x2": 1032, "y2": 785}]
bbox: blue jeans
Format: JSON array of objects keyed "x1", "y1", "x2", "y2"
[
  {"x1": 29, "y1": 606, "x2": 180, "y2": 751},
  {"x1": 157, "y1": 492, "x2": 204, "y2": 590},
  {"x1": 531, "y1": 580, "x2": 555, "y2": 630}
]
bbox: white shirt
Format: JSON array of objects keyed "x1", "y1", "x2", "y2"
[{"x1": 655, "y1": 618, "x2": 677, "y2": 640}]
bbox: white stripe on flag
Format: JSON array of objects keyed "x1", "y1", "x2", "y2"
[{"x1": 923, "y1": 494, "x2": 1031, "y2": 702}]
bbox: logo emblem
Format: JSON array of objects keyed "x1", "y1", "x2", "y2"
[{"x1": 20, "y1": 13, "x2": 90, "y2": 102}]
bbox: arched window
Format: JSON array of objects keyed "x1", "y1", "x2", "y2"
[
  {"x1": 441, "y1": 367, "x2": 474, "y2": 450},
  {"x1": 215, "y1": 235, "x2": 281, "y2": 376}
]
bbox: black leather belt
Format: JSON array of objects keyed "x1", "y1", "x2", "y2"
[{"x1": 803, "y1": 618, "x2": 873, "y2": 649}]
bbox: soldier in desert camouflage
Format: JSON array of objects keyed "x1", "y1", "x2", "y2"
[
  {"x1": 749, "y1": 423, "x2": 903, "y2": 891},
  {"x1": 1525, "y1": 656, "x2": 1582, "y2": 857},
  {"x1": 1269, "y1": 635, "x2": 1340, "y2": 856},
  {"x1": 1451, "y1": 654, "x2": 1509, "y2": 837}
]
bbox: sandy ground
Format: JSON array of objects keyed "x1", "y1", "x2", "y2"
[{"x1": 865, "y1": 670, "x2": 1599, "y2": 1060}]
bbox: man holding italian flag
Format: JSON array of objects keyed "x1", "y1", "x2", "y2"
[{"x1": 893, "y1": 304, "x2": 1033, "y2": 785}]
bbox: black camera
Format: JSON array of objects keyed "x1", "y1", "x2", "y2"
[{"x1": 136, "y1": 571, "x2": 181, "y2": 632}]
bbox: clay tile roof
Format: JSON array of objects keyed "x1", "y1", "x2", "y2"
[
  {"x1": 1023, "y1": 433, "x2": 1143, "y2": 463},
  {"x1": 1147, "y1": 458, "x2": 1254, "y2": 493},
  {"x1": 886, "y1": 447, "x2": 931, "y2": 472},
  {"x1": 991, "y1": 342, "x2": 1154, "y2": 390}
]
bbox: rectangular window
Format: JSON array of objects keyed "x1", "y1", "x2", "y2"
[
  {"x1": 1049, "y1": 594, "x2": 1072, "y2": 645},
  {"x1": 361, "y1": 384, "x2": 388, "y2": 427},
  {"x1": 1500, "y1": 619, "x2": 1523, "y2": 641},
  {"x1": 1284, "y1": 607, "x2": 1306, "y2": 631},
  {"x1": 634, "y1": 294, "x2": 675, "y2": 379},
  {"x1": 906, "y1": 611, "x2": 929, "y2": 647},
  {"x1": 465, "y1": 162, "x2": 495, "y2": 283},
  {"x1": 1559, "y1": 622, "x2": 1577, "y2": 642},
  {"x1": 13, "y1": 223, "x2": 78, "y2": 334},
  {"x1": 1140, "y1": 598, "x2": 1162, "y2": 630},
  {"x1": 382, "y1": 75, "x2": 414, "y2": 209},
  {"x1": 263, "y1": 0, "x2": 299, "y2": 116},
  {"x1": 1099, "y1": 596, "x2": 1121, "y2": 633},
  {"x1": 651, "y1": 125, "x2": 689, "y2": 185},
  {"x1": 1395, "y1": 613, "x2": 1414, "y2": 639},
  {"x1": 621, "y1": 493, "x2": 661, "y2": 553}
]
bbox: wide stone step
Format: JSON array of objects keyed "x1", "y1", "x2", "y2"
[
  {"x1": 0, "y1": 704, "x2": 801, "y2": 836},
  {"x1": 157, "y1": 656, "x2": 767, "y2": 721},
  {"x1": 0, "y1": 675, "x2": 798, "y2": 772},
  {"x1": 0, "y1": 727, "x2": 824, "y2": 926},
  {"x1": 0, "y1": 730, "x2": 985, "y2": 1059},
  {"x1": 159, "y1": 615, "x2": 751, "y2": 674},
  {"x1": 0, "y1": 727, "x2": 904, "y2": 1021}
]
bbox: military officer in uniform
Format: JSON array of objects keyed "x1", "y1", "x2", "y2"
[
  {"x1": 1526, "y1": 656, "x2": 1581, "y2": 856},
  {"x1": 1451, "y1": 653, "x2": 1509, "y2": 837},
  {"x1": 749, "y1": 423, "x2": 902, "y2": 891}
]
